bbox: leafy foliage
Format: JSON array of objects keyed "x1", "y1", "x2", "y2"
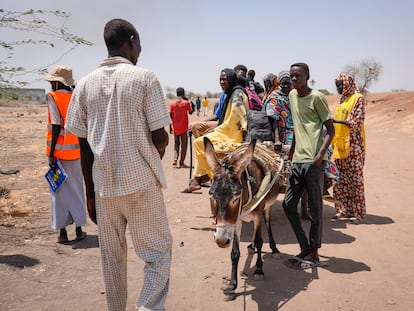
[{"x1": 0, "y1": 9, "x2": 93, "y2": 88}]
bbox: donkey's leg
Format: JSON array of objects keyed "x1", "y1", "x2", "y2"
[
  {"x1": 223, "y1": 234, "x2": 240, "y2": 300},
  {"x1": 263, "y1": 207, "x2": 280, "y2": 254},
  {"x1": 252, "y1": 216, "x2": 265, "y2": 281}
]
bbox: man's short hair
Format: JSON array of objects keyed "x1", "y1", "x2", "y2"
[
  {"x1": 290, "y1": 62, "x2": 310, "y2": 80},
  {"x1": 104, "y1": 19, "x2": 137, "y2": 50},
  {"x1": 176, "y1": 87, "x2": 185, "y2": 97},
  {"x1": 234, "y1": 64, "x2": 248, "y2": 74}
]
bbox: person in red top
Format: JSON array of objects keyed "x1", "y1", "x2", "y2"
[{"x1": 169, "y1": 87, "x2": 193, "y2": 168}]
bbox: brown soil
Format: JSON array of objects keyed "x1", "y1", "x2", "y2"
[{"x1": 1, "y1": 92, "x2": 414, "y2": 311}]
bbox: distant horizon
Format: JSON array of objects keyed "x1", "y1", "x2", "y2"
[
  {"x1": 3, "y1": 86, "x2": 413, "y2": 99},
  {"x1": 1, "y1": 0, "x2": 413, "y2": 95}
]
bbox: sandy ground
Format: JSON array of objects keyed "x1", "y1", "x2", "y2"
[{"x1": 1, "y1": 92, "x2": 414, "y2": 311}]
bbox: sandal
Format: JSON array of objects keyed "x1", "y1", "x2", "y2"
[
  {"x1": 287, "y1": 250, "x2": 310, "y2": 264},
  {"x1": 348, "y1": 216, "x2": 361, "y2": 223},
  {"x1": 287, "y1": 259, "x2": 318, "y2": 270},
  {"x1": 330, "y1": 212, "x2": 348, "y2": 221},
  {"x1": 285, "y1": 257, "x2": 328, "y2": 270},
  {"x1": 181, "y1": 184, "x2": 202, "y2": 193}
]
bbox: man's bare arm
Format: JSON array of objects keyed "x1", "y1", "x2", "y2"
[
  {"x1": 79, "y1": 138, "x2": 96, "y2": 224},
  {"x1": 151, "y1": 128, "x2": 169, "y2": 159},
  {"x1": 314, "y1": 119, "x2": 335, "y2": 166}
]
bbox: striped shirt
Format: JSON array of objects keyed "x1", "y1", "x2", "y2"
[{"x1": 66, "y1": 56, "x2": 171, "y2": 198}]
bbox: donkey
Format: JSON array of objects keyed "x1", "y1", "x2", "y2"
[{"x1": 204, "y1": 137, "x2": 283, "y2": 300}]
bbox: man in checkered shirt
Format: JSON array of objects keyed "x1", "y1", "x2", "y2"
[{"x1": 66, "y1": 18, "x2": 172, "y2": 311}]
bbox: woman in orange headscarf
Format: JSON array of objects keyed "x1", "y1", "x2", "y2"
[{"x1": 332, "y1": 73, "x2": 366, "y2": 221}]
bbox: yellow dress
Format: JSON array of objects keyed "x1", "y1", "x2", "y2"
[
  {"x1": 332, "y1": 92, "x2": 366, "y2": 159},
  {"x1": 193, "y1": 89, "x2": 248, "y2": 178}
]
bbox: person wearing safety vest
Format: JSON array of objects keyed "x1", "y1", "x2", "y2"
[
  {"x1": 44, "y1": 65, "x2": 87, "y2": 243},
  {"x1": 331, "y1": 73, "x2": 366, "y2": 222}
]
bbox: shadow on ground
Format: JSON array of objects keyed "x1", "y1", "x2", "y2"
[
  {"x1": 69, "y1": 234, "x2": 99, "y2": 249},
  {"x1": 206, "y1": 201, "x2": 384, "y2": 310},
  {"x1": 0, "y1": 254, "x2": 40, "y2": 268},
  {"x1": 236, "y1": 251, "x2": 371, "y2": 310}
]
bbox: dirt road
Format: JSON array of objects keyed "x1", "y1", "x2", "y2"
[{"x1": 1, "y1": 93, "x2": 414, "y2": 310}]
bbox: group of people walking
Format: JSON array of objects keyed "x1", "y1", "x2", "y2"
[{"x1": 43, "y1": 17, "x2": 366, "y2": 311}]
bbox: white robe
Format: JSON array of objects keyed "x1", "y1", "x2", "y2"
[{"x1": 50, "y1": 159, "x2": 87, "y2": 229}]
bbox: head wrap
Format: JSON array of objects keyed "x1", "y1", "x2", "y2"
[
  {"x1": 218, "y1": 68, "x2": 247, "y2": 125},
  {"x1": 335, "y1": 73, "x2": 359, "y2": 96},
  {"x1": 221, "y1": 68, "x2": 239, "y2": 95},
  {"x1": 335, "y1": 73, "x2": 360, "y2": 104},
  {"x1": 278, "y1": 70, "x2": 290, "y2": 83},
  {"x1": 262, "y1": 73, "x2": 278, "y2": 102}
]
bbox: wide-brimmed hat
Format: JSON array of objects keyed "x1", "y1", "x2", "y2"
[{"x1": 44, "y1": 65, "x2": 75, "y2": 86}]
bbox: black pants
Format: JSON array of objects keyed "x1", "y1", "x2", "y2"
[
  {"x1": 174, "y1": 132, "x2": 188, "y2": 165},
  {"x1": 283, "y1": 162, "x2": 324, "y2": 252}
]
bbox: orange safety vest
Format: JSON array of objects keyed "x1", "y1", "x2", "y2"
[
  {"x1": 332, "y1": 92, "x2": 366, "y2": 159},
  {"x1": 46, "y1": 91, "x2": 80, "y2": 160}
]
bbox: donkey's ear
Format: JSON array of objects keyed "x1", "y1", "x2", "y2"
[
  {"x1": 233, "y1": 139, "x2": 256, "y2": 176},
  {"x1": 204, "y1": 137, "x2": 220, "y2": 172}
]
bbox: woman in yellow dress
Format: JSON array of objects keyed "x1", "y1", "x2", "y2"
[
  {"x1": 182, "y1": 68, "x2": 249, "y2": 193},
  {"x1": 332, "y1": 73, "x2": 366, "y2": 221}
]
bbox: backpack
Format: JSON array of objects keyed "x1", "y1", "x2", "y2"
[
  {"x1": 244, "y1": 87, "x2": 263, "y2": 111},
  {"x1": 246, "y1": 107, "x2": 275, "y2": 143}
]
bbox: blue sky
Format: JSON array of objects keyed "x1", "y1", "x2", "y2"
[{"x1": 2, "y1": 0, "x2": 413, "y2": 95}]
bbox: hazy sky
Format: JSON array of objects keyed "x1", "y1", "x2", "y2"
[{"x1": 2, "y1": 0, "x2": 413, "y2": 95}]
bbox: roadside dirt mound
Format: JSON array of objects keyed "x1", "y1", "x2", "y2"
[{"x1": 327, "y1": 92, "x2": 414, "y2": 135}]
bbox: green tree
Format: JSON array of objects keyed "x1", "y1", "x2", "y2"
[
  {"x1": 0, "y1": 9, "x2": 93, "y2": 88},
  {"x1": 343, "y1": 58, "x2": 383, "y2": 94}
]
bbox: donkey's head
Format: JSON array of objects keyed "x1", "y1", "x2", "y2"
[{"x1": 204, "y1": 137, "x2": 256, "y2": 248}]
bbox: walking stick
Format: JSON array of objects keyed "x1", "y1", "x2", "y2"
[{"x1": 188, "y1": 129, "x2": 193, "y2": 185}]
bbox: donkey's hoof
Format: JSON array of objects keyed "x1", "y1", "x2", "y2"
[
  {"x1": 224, "y1": 292, "x2": 237, "y2": 301},
  {"x1": 253, "y1": 273, "x2": 264, "y2": 281}
]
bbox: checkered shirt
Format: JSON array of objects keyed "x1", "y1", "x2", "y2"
[{"x1": 66, "y1": 57, "x2": 171, "y2": 198}]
